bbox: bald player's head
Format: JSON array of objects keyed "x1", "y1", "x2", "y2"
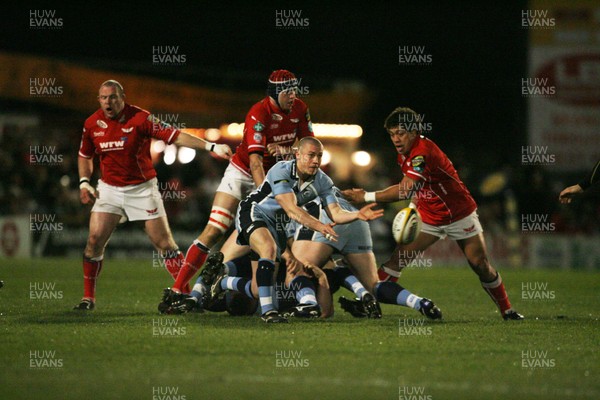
[
  {"x1": 98, "y1": 79, "x2": 126, "y2": 119},
  {"x1": 296, "y1": 137, "x2": 324, "y2": 177},
  {"x1": 99, "y1": 80, "x2": 124, "y2": 96},
  {"x1": 297, "y1": 137, "x2": 323, "y2": 152}
]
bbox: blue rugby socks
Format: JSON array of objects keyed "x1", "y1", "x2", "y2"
[
  {"x1": 374, "y1": 281, "x2": 422, "y2": 310},
  {"x1": 256, "y1": 258, "x2": 276, "y2": 314},
  {"x1": 290, "y1": 276, "x2": 317, "y2": 305}
]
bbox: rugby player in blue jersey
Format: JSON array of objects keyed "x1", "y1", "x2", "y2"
[{"x1": 224, "y1": 137, "x2": 384, "y2": 323}]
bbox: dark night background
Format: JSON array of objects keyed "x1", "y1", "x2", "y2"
[
  {"x1": 7, "y1": 1, "x2": 595, "y2": 245},
  {"x1": 1, "y1": 1, "x2": 528, "y2": 168}
]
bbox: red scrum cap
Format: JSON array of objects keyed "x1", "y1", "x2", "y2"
[
  {"x1": 268, "y1": 69, "x2": 297, "y2": 85},
  {"x1": 267, "y1": 70, "x2": 298, "y2": 105}
]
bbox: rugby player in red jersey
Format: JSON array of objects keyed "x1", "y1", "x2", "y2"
[
  {"x1": 343, "y1": 107, "x2": 524, "y2": 320},
  {"x1": 75, "y1": 80, "x2": 232, "y2": 310},
  {"x1": 162, "y1": 70, "x2": 314, "y2": 309}
]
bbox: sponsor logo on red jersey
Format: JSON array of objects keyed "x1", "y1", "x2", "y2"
[
  {"x1": 99, "y1": 140, "x2": 125, "y2": 151},
  {"x1": 273, "y1": 132, "x2": 296, "y2": 142}
]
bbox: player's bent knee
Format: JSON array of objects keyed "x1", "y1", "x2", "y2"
[
  {"x1": 468, "y1": 255, "x2": 490, "y2": 272},
  {"x1": 254, "y1": 240, "x2": 277, "y2": 260},
  {"x1": 86, "y1": 234, "x2": 106, "y2": 253}
]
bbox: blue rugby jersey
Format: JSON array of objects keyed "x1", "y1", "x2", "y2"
[{"x1": 238, "y1": 160, "x2": 338, "y2": 226}]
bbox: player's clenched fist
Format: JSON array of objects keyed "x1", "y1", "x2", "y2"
[
  {"x1": 211, "y1": 143, "x2": 233, "y2": 159},
  {"x1": 79, "y1": 181, "x2": 96, "y2": 205},
  {"x1": 303, "y1": 262, "x2": 325, "y2": 280},
  {"x1": 266, "y1": 143, "x2": 282, "y2": 156}
]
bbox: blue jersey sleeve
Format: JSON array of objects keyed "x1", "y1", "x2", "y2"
[
  {"x1": 316, "y1": 171, "x2": 338, "y2": 206},
  {"x1": 267, "y1": 162, "x2": 294, "y2": 197}
]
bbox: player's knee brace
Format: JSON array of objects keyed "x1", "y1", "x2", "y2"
[
  {"x1": 208, "y1": 206, "x2": 235, "y2": 233},
  {"x1": 256, "y1": 259, "x2": 275, "y2": 286}
]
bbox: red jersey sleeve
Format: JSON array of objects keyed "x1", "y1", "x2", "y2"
[
  {"x1": 297, "y1": 102, "x2": 314, "y2": 138},
  {"x1": 78, "y1": 126, "x2": 94, "y2": 158},
  {"x1": 145, "y1": 114, "x2": 180, "y2": 144},
  {"x1": 400, "y1": 153, "x2": 429, "y2": 184},
  {"x1": 244, "y1": 106, "x2": 269, "y2": 155}
]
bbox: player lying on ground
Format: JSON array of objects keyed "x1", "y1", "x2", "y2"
[
  {"x1": 343, "y1": 107, "x2": 523, "y2": 320},
  {"x1": 288, "y1": 188, "x2": 442, "y2": 320},
  {"x1": 217, "y1": 137, "x2": 383, "y2": 323},
  {"x1": 163, "y1": 70, "x2": 314, "y2": 304},
  {"x1": 163, "y1": 250, "x2": 333, "y2": 318},
  {"x1": 178, "y1": 248, "x2": 366, "y2": 319},
  {"x1": 75, "y1": 80, "x2": 231, "y2": 310},
  {"x1": 208, "y1": 255, "x2": 334, "y2": 318}
]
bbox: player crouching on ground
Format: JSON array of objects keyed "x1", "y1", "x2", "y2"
[
  {"x1": 343, "y1": 107, "x2": 523, "y2": 321},
  {"x1": 211, "y1": 137, "x2": 383, "y2": 323}
]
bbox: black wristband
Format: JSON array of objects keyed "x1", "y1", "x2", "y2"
[
  {"x1": 578, "y1": 179, "x2": 590, "y2": 190},
  {"x1": 79, "y1": 177, "x2": 90, "y2": 184}
]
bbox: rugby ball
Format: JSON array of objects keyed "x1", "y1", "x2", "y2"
[{"x1": 392, "y1": 207, "x2": 422, "y2": 244}]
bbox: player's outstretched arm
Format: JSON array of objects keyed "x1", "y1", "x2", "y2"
[
  {"x1": 275, "y1": 192, "x2": 338, "y2": 241},
  {"x1": 342, "y1": 176, "x2": 417, "y2": 204},
  {"x1": 341, "y1": 185, "x2": 400, "y2": 203},
  {"x1": 174, "y1": 131, "x2": 232, "y2": 159},
  {"x1": 558, "y1": 184, "x2": 584, "y2": 204},
  {"x1": 324, "y1": 202, "x2": 384, "y2": 225},
  {"x1": 559, "y1": 159, "x2": 600, "y2": 204}
]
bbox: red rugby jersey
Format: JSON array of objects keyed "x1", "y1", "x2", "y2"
[
  {"x1": 230, "y1": 97, "x2": 313, "y2": 176},
  {"x1": 79, "y1": 104, "x2": 180, "y2": 186},
  {"x1": 398, "y1": 135, "x2": 477, "y2": 225}
]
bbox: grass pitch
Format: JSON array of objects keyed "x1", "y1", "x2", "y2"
[{"x1": 0, "y1": 258, "x2": 598, "y2": 400}]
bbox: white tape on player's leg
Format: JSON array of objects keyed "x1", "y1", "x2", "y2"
[{"x1": 208, "y1": 206, "x2": 235, "y2": 233}]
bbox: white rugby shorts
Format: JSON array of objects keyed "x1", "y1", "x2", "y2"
[
  {"x1": 216, "y1": 163, "x2": 256, "y2": 200},
  {"x1": 420, "y1": 210, "x2": 483, "y2": 241},
  {"x1": 92, "y1": 178, "x2": 166, "y2": 222}
]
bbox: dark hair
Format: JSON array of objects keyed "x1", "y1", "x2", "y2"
[{"x1": 383, "y1": 107, "x2": 422, "y2": 132}]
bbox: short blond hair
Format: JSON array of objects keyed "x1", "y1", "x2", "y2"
[
  {"x1": 298, "y1": 137, "x2": 323, "y2": 151},
  {"x1": 99, "y1": 80, "x2": 124, "y2": 96}
]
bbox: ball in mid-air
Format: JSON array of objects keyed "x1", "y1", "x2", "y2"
[{"x1": 392, "y1": 207, "x2": 422, "y2": 244}]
